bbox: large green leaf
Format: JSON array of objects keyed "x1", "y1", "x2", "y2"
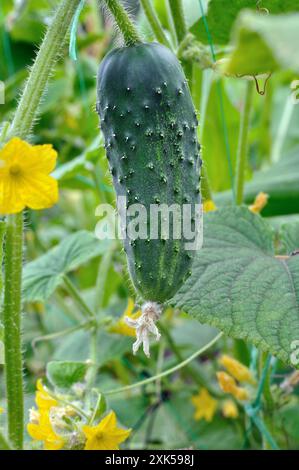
[
  {"x1": 280, "y1": 222, "x2": 299, "y2": 253},
  {"x1": 226, "y1": 11, "x2": 299, "y2": 75},
  {"x1": 170, "y1": 207, "x2": 299, "y2": 367},
  {"x1": 190, "y1": 0, "x2": 299, "y2": 45},
  {"x1": 215, "y1": 146, "x2": 299, "y2": 216},
  {"x1": 23, "y1": 230, "x2": 109, "y2": 302}
]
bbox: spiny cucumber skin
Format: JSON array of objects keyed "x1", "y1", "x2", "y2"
[{"x1": 97, "y1": 42, "x2": 201, "y2": 303}]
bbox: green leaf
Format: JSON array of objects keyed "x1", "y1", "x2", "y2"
[
  {"x1": 215, "y1": 146, "x2": 299, "y2": 216},
  {"x1": 226, "y1": 11, "x2": 299, "y2": 75},
  {"x1": 46, "y1": 361, "x2": 88, "y2": 389},
  {"x1": 190, "y1": 0, "x2": 299, "y2": 46},
  {"x1": 170, "y1": 206, "x2": 299, "y2": 367},
  {"x1": 280, "y1": 222, "x2": 299, "y2": 253},
  {"x1": 52, "y1": 330, "x2": 132, "y2": 367},
  {"x1": 23, "y1": 230, "x2": 110, "y2": 302}
]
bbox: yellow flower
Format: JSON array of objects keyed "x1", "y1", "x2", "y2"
[
  {"x1": 217, "y1": 372, "x2": 249, "y2": 401},
  {"x1": 249, "y1": 192, "x2": 269, "y2": 214},
  {"x1": 35, "y1": 379, "x2": 58, "y2": 411},
  {"x1": 0, "y1": 137, "x2": 58, "y2": 214},
  {"x1": 0, "y1": 407, "x2": 4, "y2": 414},
  {"x1": 110, "y1": 298, "x2": 141, "y2": 337},
  {"x1": 27, "y1": 408, "x2": 65, "y2": 450},
  {"x1": 222, "y1": 399, "x2": 239, "y2": 419},
  {"x1": 219, "y1": 355, "x2": 256, "y2": 385},
  {"x1": 203, "y1": 199, "x2": 217, "y2": 212},
  {"x1": 191, "y1": 388, "x2": 217, "y2": 422},
  {"x1": 82, "y1": 411, "x2": 131, "y2": 450}
]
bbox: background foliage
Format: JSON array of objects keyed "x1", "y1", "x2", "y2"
[{"x1": 0, "y1": 0, "x2": 299, "y2": 450}]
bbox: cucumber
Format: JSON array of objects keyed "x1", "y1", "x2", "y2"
[{"x1": 97, "y1": 42, "x2": 201, "y2": 304}]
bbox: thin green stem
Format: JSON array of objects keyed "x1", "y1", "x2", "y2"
[
  {"x1": 85, "y1": 327, "x2": 99, "y2": 391},
  {"x1": 63, "y1": 274, "x2": 96, "y2": 320},
  {"x1": 235, "y1": 80, "x2": 254, "y2": 205},
  {"x1": 102, "y1": 332, "x2": 223, "y2": 395},
  {"x1": 140, "y1": 0, "x2": 172, "y2": 49},
  {"x1": 94, "y1": 245, "x2": 114, "y2": 312},
  {"x1": 32, "y1": 321, "x2": 93, "y2": 348},
  {"x1": 102, "y1": 0, "x2": 141, "y2": 46},
  {"x1": 271, "y1": 94, "x2": 294, "y2": 164},
  {"x1": 8, "y1": 0, "x2": 82, "y2": 140},
  {"x1": 0, "y1": 431, "x2": 11, "y2": 450},
  {"x1": 168, "y1": 0, "x2": 187, "y2": 43},
  {"x1": 3, "y1": 213, "x2": 24, "y2": 449}
]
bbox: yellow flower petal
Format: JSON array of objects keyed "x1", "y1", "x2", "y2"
[
  {"x1": 217, "y1": 372, "x2": 249, "y2": 401},
  {"x1": 25, "y1": 144, "x2": 57, "y2": 174},
  {"x1": 20, "y1": 173, "x2": 58, "y2": 210},
  {"x1": 0, "y1": 137, "x2": 31, "y2": 165},
  {"x1": 222, "y1": 399, "x2": 239, "y2": 419},
  {"x1": 191, "y1": 388, "x2": 217, "y2": 422},
  {"x1": 203, "y1": 200, "x2": 217, "y2": 213},
  {"x1": 83, "y1": 411, "x2": 131, "y2": 450},
  {"x1": 35, "y1": 379, "x2": 58, "y2": 410},
  {"x1": 0, "y1": 178, "x2": 25, "y2": 214},
  {"x1": 27, "y1": 408, "x2": 64, "y2": 450},
  {"x1": 0, "y1": 137, "x2": 58, "y2": 215},
  {"x1": 219, "y1": 355, "x2": 256, "y2": 385},
  {"x1": 249, "y1": 192, "x2": 269, "y2": 214}
]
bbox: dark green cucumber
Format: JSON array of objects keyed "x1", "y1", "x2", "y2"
[{"x1": 97, "y1": 42, "x2": 201, "y2": 303}]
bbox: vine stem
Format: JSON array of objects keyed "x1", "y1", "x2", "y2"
[
  {"x1": 140, "y1": 0, "x2": 172, "y2": 49},
  {"x1": 3, "y1": 213, "x2": 24, "y2": 449},
  {"x1": 168, "y1": 0, "x2": 192, "y2": 85},
  {"x1": 168, "y1": 0, "x2": 187, "y2": 43},
  {"x1": 2, "y1": 0, "x2": 83, "y2": 450},
  {"x1": 102, "y1": 0, "x2": 141, "y2": 46},
  {"x1": 63, "y1": 274, "x2": 96, "y2": 320},
  {"x1": 102, "y1": 332, "x2": 223, "y2": 396},
  {"x1": 234, "y1": 80, "x2": 254, "y2": 205}
]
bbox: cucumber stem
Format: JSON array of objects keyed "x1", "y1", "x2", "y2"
[
  {"x1": 102, "y1": 0, "x2": 141, "y2": 46},
  {"x1": 235, "y1": 80, "x2": 254, "y2": 205},
  {"x1": 168, "y1": 0, "x2": 187, "y2": 43},
  {"x1": 140, "y1": 0, "x2": 172, "y2": 49},
  {"x1": 3, "y1": 213, "x2": 24, "y2": 449}
]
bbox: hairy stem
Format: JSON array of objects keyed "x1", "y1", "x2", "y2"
[
  {"x1": 102, "y1": 0, "x2": 141, "y2": 46},
  {"x1": 3, "y1": 213, "x2": 24, "y2": 449},
  {"x1": 3, "y1": 0, "x2": 84, "y2": 450},
  {"x1": 235, "y1": 80, "x2": 254, "y2": 205},
  {"x1": 140, "y1": 0, "x2": 172, "y2": 49},
  {"x1": 8, "y1": 0, "x2": 82, "y2": 139}
]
